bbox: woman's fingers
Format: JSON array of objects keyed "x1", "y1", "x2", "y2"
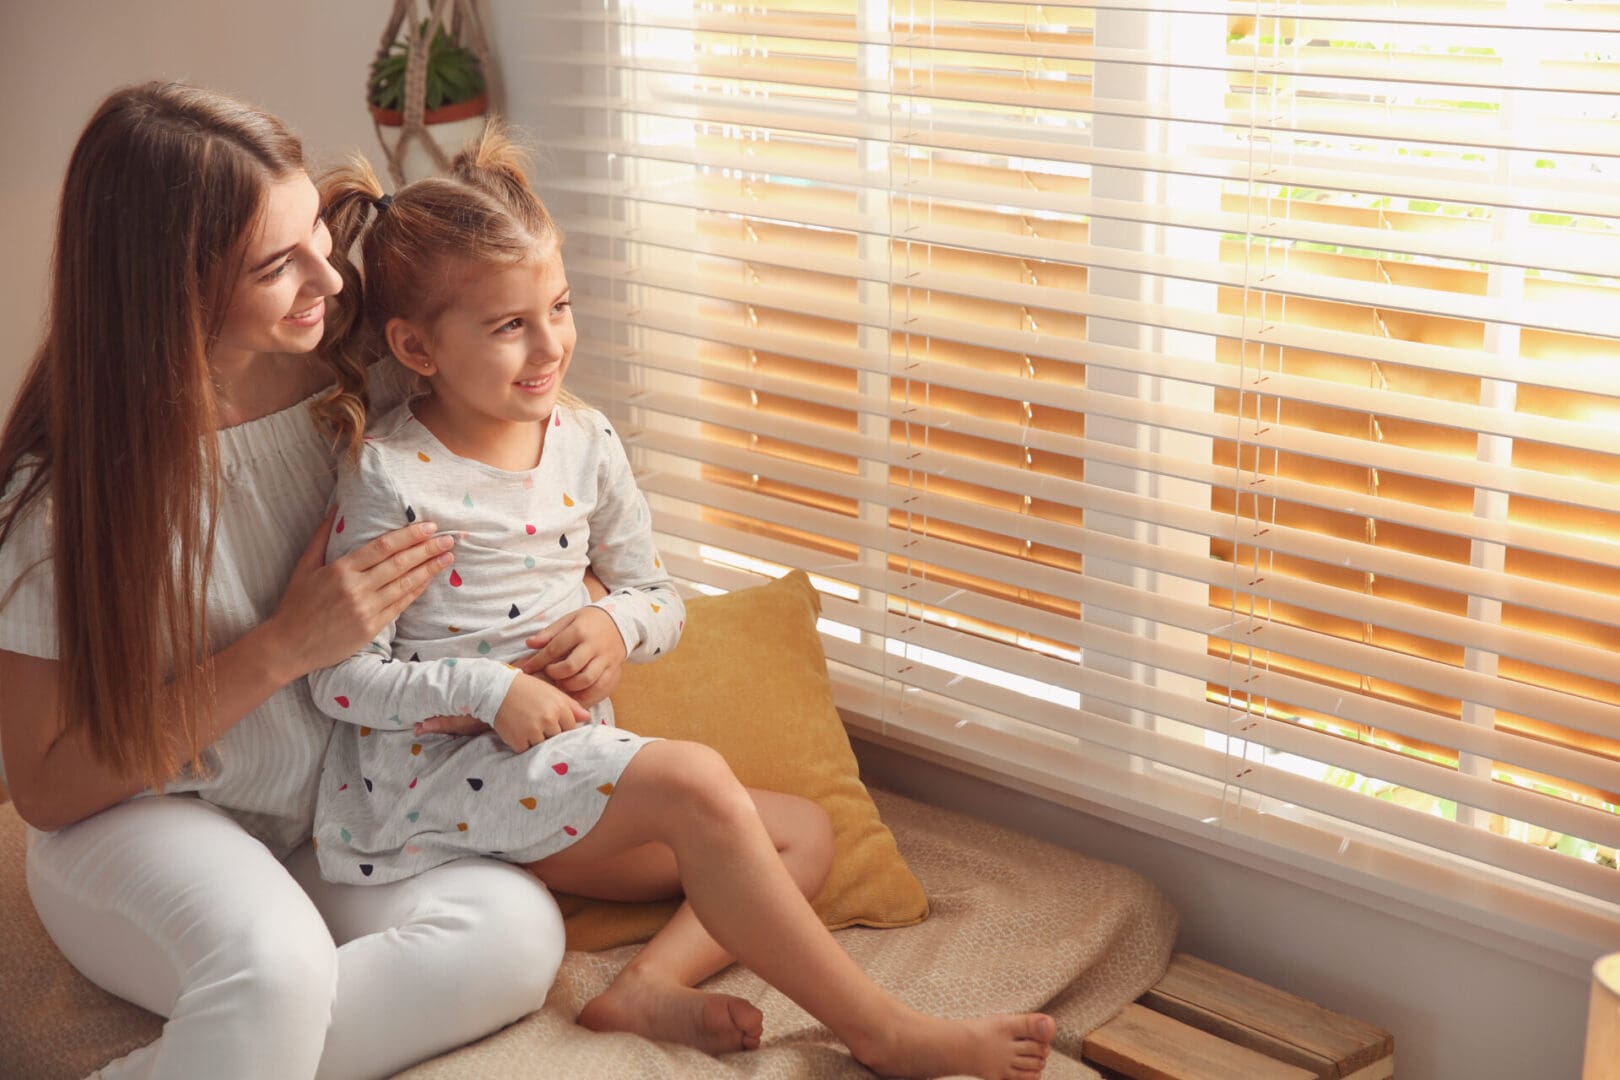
[
  {"x1": 380, "y1": 560, "x2": 442, "y2": 626},
  {"x1": 383, "y1": 545, "x2": 455, "y2": 607},
  {"x1": 296, "y1": 508, "x2": 338, "y2": 573},
  {"x1": 348, "y1": 521, "x2": 440, "y2": 578},
  {"x1": 414, "y1": 714, "x2": 489, "y2": 736}
]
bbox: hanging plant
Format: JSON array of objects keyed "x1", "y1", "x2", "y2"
[
  {"x1": 369, "y1": 19, "x2": 487, "y2": 123},
  {"x1": 368, "y1": 0, "x2": 496, "y2": 184},
  {"x1": 369, "y1": 21, "x2": 486, "y2": 114}
]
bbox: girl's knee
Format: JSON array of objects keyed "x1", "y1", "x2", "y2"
[{"x1": 637, "y1": 741, "x2": 750, "y2": 817}]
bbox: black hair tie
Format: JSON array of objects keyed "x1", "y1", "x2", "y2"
[{"x1": 373, "y1": 193, "x2": 394, "y2": 214}]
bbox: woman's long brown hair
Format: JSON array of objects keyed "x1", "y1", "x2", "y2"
[{"x1": 0, "y1": 82, "x2": 304, "y2": 788}]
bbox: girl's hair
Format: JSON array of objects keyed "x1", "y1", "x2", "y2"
[
  {"x1": 0, "y1": 81, "x2": 304, "y2": 789},
  {"x1": 316, "y1": 121, "x2": 578, "y2": 458}
]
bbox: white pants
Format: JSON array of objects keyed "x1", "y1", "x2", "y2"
[{"x1": 25, "y1": 796, "x2": 565, "y2": 1080}]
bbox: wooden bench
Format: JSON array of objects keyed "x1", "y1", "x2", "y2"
[{"x1": 1084, "y1": 953, "x2": 1395, "y2": 1079}]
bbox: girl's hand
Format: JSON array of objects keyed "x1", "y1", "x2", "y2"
[
  {"x1": 414, "y1": 714, "x2": 490, "y2": 737},
  {"x1": 492, "y1": 673, "x2": 590, "y2": 754},
  {"x1": 518, "y1": 607, "x2": 626, "y2": 708},
  {"x1": 267, "y1": 510, "x2": 455, "y2": 680}
]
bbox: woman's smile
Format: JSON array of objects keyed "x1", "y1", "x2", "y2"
[{"x1": 283, "y1": 297, "x2": 325, "y2": 326}]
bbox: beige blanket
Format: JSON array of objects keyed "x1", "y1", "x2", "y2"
[
  {"x1": 1, "y1": 789, "x2": 1176, "y2": 1079},
  {"x1": 399, "y1": 790, "x2": 1177, "y2": 1079}
]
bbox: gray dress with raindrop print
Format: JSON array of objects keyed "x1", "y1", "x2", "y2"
[{"x1": 309, "y1": 400, "x2": 683, "y2": 884}]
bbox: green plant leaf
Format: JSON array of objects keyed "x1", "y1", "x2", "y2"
[{"x1": 368, "y1": 18, "x2": 485, "y2": 109}]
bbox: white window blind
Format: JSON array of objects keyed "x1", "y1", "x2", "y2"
[{"x1": 520, "y1": 0, "x2": 1620, "y2": 910}]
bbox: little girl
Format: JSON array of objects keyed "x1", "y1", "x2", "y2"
[{"x1": 308, "y1": 125, "x2": 1055, "y2": 1080}]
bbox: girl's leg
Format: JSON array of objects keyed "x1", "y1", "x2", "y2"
[
  {"x1": 25, "y1": 797, "x2": 338, "y2": 1080},
  {"x1": 285, "y1": 845, "x2": 565, "y2": 1080},
  {"x1": 529, "y1": 742, "x2": 1053, "y2": 1079},
  {"x1": 538, "y1": 788, "x2": 835, "y2": 1054}
]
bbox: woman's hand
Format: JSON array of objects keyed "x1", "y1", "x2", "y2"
[
  {"x1": 413, "y1": 713, "x2": 488, "y2": 737},
  {"x1": 492, "y1": 673, "x2": 591, "y2": 754},
  {"x1": 517, "y1": 607, "x2": 626, "y2": 708},
  {"x1": 265, "y1": 509, "x2": 455, "y2": 681}
]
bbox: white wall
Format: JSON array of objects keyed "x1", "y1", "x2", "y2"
[
  {"x1": 0, "y1": 0, "x2": 395, "y2": 410},
  {"x1": 853, "y1": 736, "x2": 1591, "y2": 1080}
]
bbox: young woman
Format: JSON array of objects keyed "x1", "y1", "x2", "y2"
[{"x1": 0, "y1": 82, "x2": 568, "y2": 1080}]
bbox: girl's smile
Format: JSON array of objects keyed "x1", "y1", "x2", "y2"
[{"x1": 387, "y1": 245, "x2": 575, "y2": 471}]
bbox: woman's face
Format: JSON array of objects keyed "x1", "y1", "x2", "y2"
[{"x1": 215, "y1": 172, "x2": 341, "y2": 359}]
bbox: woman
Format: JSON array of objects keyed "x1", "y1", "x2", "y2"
[{"x1": 0, "y1": 82, "x2": 568, "y2": 1079}]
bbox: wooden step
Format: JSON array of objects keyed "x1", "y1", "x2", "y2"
[
  {"x1": 1083, "y1": 954, "x2": 1395, "y2": 1080},
  {"x1": 1085, "y1": 1004, "x2": 1318, "y2": 1080}
]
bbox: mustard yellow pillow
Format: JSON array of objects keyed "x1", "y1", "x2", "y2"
[{"x1": 556, "y1": 569, "x2": 929, "y2": 950}]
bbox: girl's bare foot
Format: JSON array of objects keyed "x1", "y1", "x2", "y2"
[
  {"x1": 850, "y1": 1011, "x2": 1055, "y2": 1079},
  {"x1": 577, "y1": 968, "x2": 765, "y2": 1054}
]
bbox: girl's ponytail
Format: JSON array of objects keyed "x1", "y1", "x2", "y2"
[
  {"x1": 315, "y1": 156, "x2": 388, "y2": 460},
  {"x1": 449, "y1": 121, "x2": 557, "y2": 240},
  {"x1": 312, "y1": 117, "x2": 579, "y2": 439}
]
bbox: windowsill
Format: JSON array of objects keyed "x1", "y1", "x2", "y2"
[{"x1": 831, "y1": 674, "x2": 1620, "y2": 983}]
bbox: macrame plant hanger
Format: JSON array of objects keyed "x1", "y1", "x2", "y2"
[{"x1": 372, "y1": 0, "x2": 495, "y2": 186}]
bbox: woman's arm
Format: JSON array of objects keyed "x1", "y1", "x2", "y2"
[
  {"x1": 0, "y1": 622, "x2": 298, "y2": 830},
  {"x1": 1, "y1": 511, "x2": 454, "y2": 831}
]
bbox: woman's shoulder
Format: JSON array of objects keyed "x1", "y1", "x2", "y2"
[
  {"x1": 0, "y1": 459, "x2": 54, "y2": 617},
  {"x1": 0, "y1": 459, "x2": 50, "y2": 539}
]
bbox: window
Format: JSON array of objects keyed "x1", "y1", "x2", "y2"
[{"x1": 523, "y1": 0, "x2": 1620, "y2": 916}]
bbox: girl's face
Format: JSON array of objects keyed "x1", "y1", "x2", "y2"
[
  {"x1": 215, "y1": 172, "x2": 342, "y2": 358},
  {"x1": 395, "y1": 246, "x2": 575, "y2": 426}
]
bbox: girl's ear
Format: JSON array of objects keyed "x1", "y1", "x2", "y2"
[{"x1": 384, "y1": 317, "x2": 437, "y2": 376}]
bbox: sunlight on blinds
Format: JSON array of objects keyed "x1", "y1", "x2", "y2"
[{"x1": 526, "y1": 0, "x2": 1620, "y2": 907}]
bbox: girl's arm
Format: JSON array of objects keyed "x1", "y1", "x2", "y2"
[
  {"x1": 577, "y1": 425, "x2": 686, "y2": 661},
  {"x1": 0, "y1": 511, "x2": 453, "y2": 831},
  {"x1": 520, "y1": 423, "x2": 684, "y2": 697},
  {"x1": 308, "y1": 647, "x2": 519, "y2": 730}
]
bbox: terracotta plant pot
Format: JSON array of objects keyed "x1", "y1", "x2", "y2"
[
  {"x1": 368, "y1": 93, "x2": 489, "y2": 128},
  {"x1": 369, "y1": 95, "x2": 490, "y2": 182}
]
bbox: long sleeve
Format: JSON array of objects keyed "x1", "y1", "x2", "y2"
[
  {"x1": 307, "y1": 445, "x2": 518, "y2": 728},
  {"x1": 584, "y1": 427, "x2": 685, "y2": 663}
]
